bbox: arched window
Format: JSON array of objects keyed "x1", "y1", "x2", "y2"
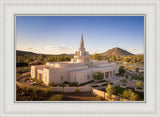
[
  {"x1": 87, "y1": 75, "x2": 90, "y2": 80},
  {"x1": 105, "y1": 72, "x2": 109, "y2": 78},
  {"x1": 74, "y1": 76, "x2": 77, "y2": 82},
  {"x1": 60, "y1": 76, "x2": 63, "y2": 81},
  {"x1": 68, "y1": 75, "x2": 70, "y2": 81}
]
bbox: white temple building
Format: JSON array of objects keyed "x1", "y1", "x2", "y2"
[{"x1": 31, "y1": 32, "x2": 119, "y2": 85}]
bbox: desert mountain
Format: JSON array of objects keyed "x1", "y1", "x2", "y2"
[
  {"x1": 16, "y1": 50, "x2": 74, "y2": 56},
  {"x1": 101, "y1": 47, "x2": 134, "y2": 56},
  {"x1": 16, "y1": 50, "x2": 37, "y2": 55}
]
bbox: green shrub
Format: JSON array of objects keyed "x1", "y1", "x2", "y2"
[
  {"x1": 16, "y1": 62, "x2": 28, "y2": 67},
  {"x1": 119, "y1": 66, "x2": 126, "y2": 75},
  {"x1": 16, "y1": 73, "x2": 20, "y2": 77},
  {"x1": 59, "y1": 83, "x2": 65, "y2": 87},
  {"x1": 121, "y1": 79, "x2": 127, "y2": 83},
  {"x1": 26, "y1": 87, "x2": 33, "y2": 94},
  {"x1": 45, "y1": 89, "x2": 54, "y2": 96},
  {"x1": 16, "y1": 78, "x2": 21, "y2": 82},
  {"x1": 94, "y1": 80, "x2": 106, "y2": 83},
  {"x1": 49, "y1": 94, "x2": 63, "y2": 101},
  {"x1": 93, "y1": 72, "x2": 104, "y2": 80},
  {"x1": 69, "y1": 82, "x2": 78, "y2": 87},
  {"x1": 49, "y1": 82, "x2": 55, "y2": 87},
  {"x1": 106, "y1": 84, "x2": 115, "y2": 99},
  {"x1": 32, "y1": 78, "x2": 44, "y2": 86},
  {"x1": 26, "y1": 74, "x2": 30, "y2": 77},
  {"x1": 136, "y1": 81, "x2": 143, "y2": 88},
  {"x1": 63, "y1": 81, "x2": 70, "y2": 84},
  {"x1": 75, "y1": 87, "x2": 80, "y2": 93},
  {"x1": 129, "y1": 92, "x2": 138, "y2": 101},
  {"x1": 33, "y1": 89, "x2": 43, "y2": 96},
  {"x1": 24, "y1": 77, "x2": 29, "y2": 82},
  {"x1": 122, "y1": 89, "x2": 132, "y2": 99},
  {"x1": 79, "y1": 80, "x2": 94, "y2": 86},
  {"x1": 131, "y1": 75, "x2": 144, "y2": 81},
  {"x1": 96, "y1": 95, "x2": 103, "y2": 101},
  {"x1": 122, "y1": 89, "x2": 139, "y2": 101}
]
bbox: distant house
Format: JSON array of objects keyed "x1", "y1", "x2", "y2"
[{"x1": 31, "y1": 32, "x2": 119, "y2": 85}]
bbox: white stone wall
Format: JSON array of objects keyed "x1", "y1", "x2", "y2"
[
  {"x1": 31, "y1": 65, "x2": 46, "y2": 78},
  {"x1": 74, "y1": 71, "x2": 93, "y2": 84},
  {"x1": 42, "y1": 68, "x2": 49, "y2": 85},
  {"x1": 63, "y1": 87, "x2": 77, "y2": 92},
  {"x1": 48, "y1": 70, "x2": 69, "y2": 84},
  {"x1": 92, "y1": 88, "x2": 129, "y2": 101},
  {"x1": 31, "y1": 66, "x2": 36, "y2": 78},
  {"x1": 50, "y1": 86, "x2": 91, "y2": 93}
]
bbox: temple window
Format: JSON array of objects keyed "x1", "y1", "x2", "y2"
[
  {"x1": 105, "y1": 72, "x2": 109, "y2": 78},
  {"x1": 87, "y1": 75, "x2": 90, "y2": 80},
  {"x1": 74, "y1": 77, "x2": 77, "y2": 82},
  {"x1": 68, "y1": 75, "x2": 70, "y2": 81},
  {"x1": 60, "y1": 76, "x2": 63, "y2": 81},
  {"x1": 110, "y1": 71, "x2": 112, "y2": 77}
]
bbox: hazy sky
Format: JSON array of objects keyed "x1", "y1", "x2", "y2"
[{"x1": 16, "y1": 16, "x2": 144, "y2": 55}]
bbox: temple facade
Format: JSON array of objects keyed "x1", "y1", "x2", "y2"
[{"x1": 31, "y1": 32, "x2": 119, "y2": 85}]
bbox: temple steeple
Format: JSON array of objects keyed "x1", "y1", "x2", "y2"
[
  {"x1": 71, "y1": 31, "x2": 91, "y2": 63},
  {"x1": 80, "y1": 31, "x2": 84, "y2": 51}
]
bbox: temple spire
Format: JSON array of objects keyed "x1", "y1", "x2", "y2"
[{"x1": 80, "y1": 31, "x2": 84, "y2": 50}]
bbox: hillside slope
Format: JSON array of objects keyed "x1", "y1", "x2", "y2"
[{"x1": 102, "y1": 47, "x2": 134, "y2": 56}]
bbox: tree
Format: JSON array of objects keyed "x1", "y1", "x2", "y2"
[
  {"x1": 106, "y1": 84, "x2": 115, "y2": 99},
  {"x1": 46, "y1": 56, "x2": 56, "y2": 62},
  {"x1": 75, "y1": 87, "x2": 80, "y2": 93},
  {"x1": 45, "y1": 88, "x2": 54, "y2": 96},
  {"x1": 93, "y1": 72, "x2": 104, "y2": 80},
  {"x1": 33, "y1": 89, "x2": 43, "y2": 96},
  {"x1": 125, "y1": 74, "x2": 128, "y2": 79},
  {"x1": 122, "y1": 89, "x2": 138, "y2": 101},
  {"x1": 26, "y1": 87, "x2": 33, "y2": 95},
  {"x1": 92, "y1": 53, "x2": 100, "y2": 60},
  {"x1": 122, "y1": 89, "x2": 132, "y2": 99},
  {"x1": 136, "y1": 81, "x2": 143, "y2": 88},
  {"x1": 49, "y1": 94, "x2": 63, "y2": 101},
  {"x1": 129, "y1": 92, "x2": 138, "y2": 101},
  {"x1": 118, "y1": 66, "x2": 125, "y2": 75},
  {"x1": 49, "y1": 82, "x2": 55, "y2": 87}
]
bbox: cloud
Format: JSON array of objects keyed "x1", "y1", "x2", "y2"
[
  {"x1": 17, "y1": 45, "x2": 80, "y2": 55},
  {"x1": 127, "y1": 48, "x2": 143, "y2": 54}
]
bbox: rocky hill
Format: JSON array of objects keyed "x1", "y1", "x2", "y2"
[
  {"x1": 16, "y1": 50, "x2": 37, "y2": 55},
  {"x1": 101, "y1": 47, "x2": 134, "y2": 56}
]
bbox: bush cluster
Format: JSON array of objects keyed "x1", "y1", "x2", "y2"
[
  {"x1": 16, "y1": 86, "x2": 54, "y2": 101},
  {"x1": 49, "y1": 94, "x2": 63, "y2": 101},
  {"x1": 79, "y1": 80, "x2": 94, "y2": 86},
  {"x1": 122, "y1": 89, "x2": 138, "y2": 101},
  {"x1": 132, "y1": 75, "x2": 144, "y2": 81}
]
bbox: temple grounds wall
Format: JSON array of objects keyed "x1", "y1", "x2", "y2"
[
  {"x1": 51, "y1": 86, "x2": 91, "y2": 93},
  {"x1": 91, "y1": 88, "x2": 129, "y2": 101}
]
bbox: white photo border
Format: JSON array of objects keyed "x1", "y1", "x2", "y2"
[{"x1": 0, "y1": 0, "x2": 160, "y2": 117}]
